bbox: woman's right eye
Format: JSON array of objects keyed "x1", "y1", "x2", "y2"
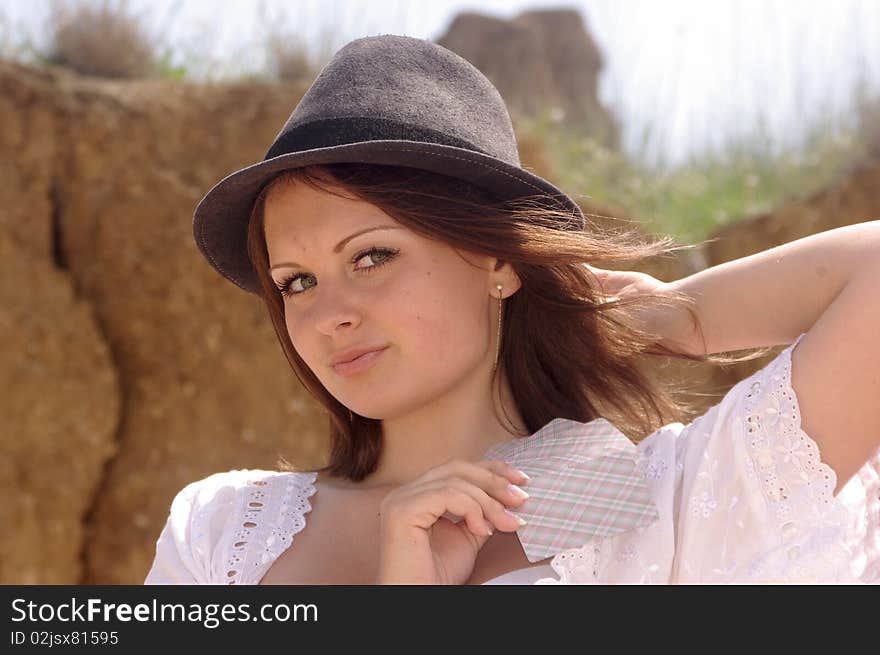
[{"x1": 275, "y1": 272, "x2": 312, "y2": 298}]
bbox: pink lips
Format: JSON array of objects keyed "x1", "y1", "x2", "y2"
[{"x1": 331, "y1": 346, "x2": 388, "y2": 376}]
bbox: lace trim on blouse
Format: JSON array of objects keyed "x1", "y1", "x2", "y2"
[
  {"x1": 735, "y1": 333, "x2": 854, "y2": 581},
  {"x1": 224, "y1": 470, "x2": 318, "y2": 585},
  {"x1": 539, "y1": 541, "x2": 603, "y2": 584}
]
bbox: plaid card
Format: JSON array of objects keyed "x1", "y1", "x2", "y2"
[{"x1": 482, "y1": 417, "x2": 660, "y2": 562}]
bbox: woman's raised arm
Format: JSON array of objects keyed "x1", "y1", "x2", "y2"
[
  {"x1": 671, "y1": 219, "x2": 880, "y2": 493},
  {"x1": 669, "y1": 219, "x2": 880, "y2": 354}
]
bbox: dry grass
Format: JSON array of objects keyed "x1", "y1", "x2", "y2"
[
  {"x1": 265, "y1": 31, "x2": 315, "y2": 83},
  {"x1": 256, "y1": 0, "x2": 362, "y2": 83},
  {"x1": 45, "y1": 0, "x2": 159, "y2": 78}
]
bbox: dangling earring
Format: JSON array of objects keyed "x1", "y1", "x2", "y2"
[{"x1": 493, "y1": 284, "x2": 503, "y2": 373}]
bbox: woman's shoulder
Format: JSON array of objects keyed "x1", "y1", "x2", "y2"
[
  {"x1": 168, "y1": 468, "x2": 316, "y2": 521},
  {"x1": 146, "y1": 468, "x2": 318, "y2": 584},
  {"x1": 178, "y1": 468, "x2": 319, "y2": 533},
  {"x1": 177, "y1": 468, "x2": 317, "y2": 500}
]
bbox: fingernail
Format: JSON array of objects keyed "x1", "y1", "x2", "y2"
[
  {"x1": 505, "y1": 509, "x2": 527, "y2": 525},
  {"x1": 517, "y1": 470, "x2": 531, "y2": 483},
  {"x1": 507, "y1": 483, "x2": 530, "y2": 500}
]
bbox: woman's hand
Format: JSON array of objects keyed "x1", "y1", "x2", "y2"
[
  {"x1": 375, "y1": 459, "x2": 531, "y2": 585},
  {"x1": 584, "y1": 263, "x2": 668, "y2": 303},
  {"x1": 585, "y1": 264, "x2": 701, "y2": 355}
]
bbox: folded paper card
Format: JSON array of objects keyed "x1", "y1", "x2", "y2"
[{"x1": 481, "y1": 417, "x2": 661, "y2": 561}]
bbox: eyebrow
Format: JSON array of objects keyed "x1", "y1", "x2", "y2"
[{"x1": 269, "y1": 225, "x2": 402, "y2": 272}]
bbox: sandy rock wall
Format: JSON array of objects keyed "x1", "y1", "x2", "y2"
[
  {"x1": 1, "y1": 63, "x2": 120, "y2": 585},
  {"x1": 1, "y1": 61, "x2": 335, "y2": 584}
]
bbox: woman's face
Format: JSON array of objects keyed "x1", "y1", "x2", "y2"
[{"x1": 264, "y1": 178, "x2": 516, "y2": 420}]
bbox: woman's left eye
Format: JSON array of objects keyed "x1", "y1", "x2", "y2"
[{"x1": 353, "y1": 246, "x2": 398, "y2": 271}]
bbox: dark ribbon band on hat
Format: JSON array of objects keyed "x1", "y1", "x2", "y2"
[{"x1": 264, "y1": 117, "x2": 494, "y2": 161}]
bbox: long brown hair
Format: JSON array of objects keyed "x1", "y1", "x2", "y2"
[{"x1": 246, "y1": 163, "x2": 760, "y2": 481}]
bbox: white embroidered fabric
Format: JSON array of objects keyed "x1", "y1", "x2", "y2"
[
  {"x1": 480, "y1": 564, "x2": 558, "y2": 585},
  {"x1": 145, "y1": 333, "x2": 880, "y2": 584}
]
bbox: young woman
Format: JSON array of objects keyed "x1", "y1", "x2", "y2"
[{"x1": 145, "y1": 35, "x2": 879, "y2": 585}]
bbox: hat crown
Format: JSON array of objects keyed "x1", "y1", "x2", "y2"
[
  {"x1": 269, "y1": 35, "x2": 520, "y2": 165},
  {"x1": 193, "y1": 34, "x2": 585, "y2": 297}
]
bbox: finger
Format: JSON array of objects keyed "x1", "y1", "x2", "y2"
[
  {"x1": 477, "y1": 459, "x2": 532, "y2": 486},
  {"x1": 418, "y1": 457, "x2": 528, "y2": 484},
  {"x1": 425, "y1": 484, "x2": 497, "y2": 537},
  {"x1": 475, "y1": 461, "x2": 532, "y2": 507},
  {"x1": 584, "y1": 264, "x2": 615, "y2": 298},
  {"x1": 386, "y1": 479, "x2": 491, "y2": 532},
  {"x1": 584, "y1": 263, "x2": 609, "y2": 280},
  {"x1": 423, "y1": 478, "x2": 526, "y2": 534},
  {"x1": 380, "y1": 484, "x2": 486, "y2": 537},
  {"x1": 423, "y1": 459, "x2": 531, "y2": 509}
]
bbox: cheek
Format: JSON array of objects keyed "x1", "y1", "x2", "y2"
[
  {"x1": 283, "y1": 309, "x2": 324, "y2": 371},
  {"x1": 388, "y1": 269, "x2": 488, "y2": 365}
]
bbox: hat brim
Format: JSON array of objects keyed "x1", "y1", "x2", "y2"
[{"x1": 192, "y1": 140, "x2": 585, "y2": 295}]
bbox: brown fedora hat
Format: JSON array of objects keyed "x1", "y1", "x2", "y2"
[{"x1": 192, "y1": 34, "x2": 586, "y2": 296}]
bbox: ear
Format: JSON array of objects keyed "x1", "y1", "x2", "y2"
[{"x1": 490, "y1": 258, "x2": 522, "y2": 297}]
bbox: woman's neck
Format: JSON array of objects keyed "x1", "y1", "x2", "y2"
[{"x1": 347, "y1": 369, "x2": 528, "y2": 489}]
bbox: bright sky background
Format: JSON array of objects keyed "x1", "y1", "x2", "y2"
[{"x1": 3, "y1": 0, "x2": 879, "y2": 169}]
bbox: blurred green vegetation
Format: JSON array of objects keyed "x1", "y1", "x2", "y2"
[
  {"x1": 518, "y1": 102, "x2": 876, "y2": 246},
  {"x1": 153, "y1": 48, "x2": 188, "y2": 81}
]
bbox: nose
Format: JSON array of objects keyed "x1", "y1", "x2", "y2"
[{"x1": 312, "y1": 287, "x2": 364, "y2": 336}]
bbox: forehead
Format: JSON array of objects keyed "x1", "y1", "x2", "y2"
[
  {"x1": 264, "y1": 178, "x2": 373, "y2": 227},
  {"x1": 264, "y1": 178, "x2": 391, "y2": 243}
]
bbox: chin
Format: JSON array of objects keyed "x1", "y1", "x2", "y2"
[
  {"x1": 333, "y1": 392, "x2": 394, "y2": 421},
  {"x1": 344, "y1": 404, "x2": 390, "y2": 421},
  {"x1": 340, "y1": 389, "x2": 421, "y2": 422}
]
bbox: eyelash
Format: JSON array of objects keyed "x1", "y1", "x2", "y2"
[{"x1": 274, "y1": 246, "x2": 400, "y2": 298}]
